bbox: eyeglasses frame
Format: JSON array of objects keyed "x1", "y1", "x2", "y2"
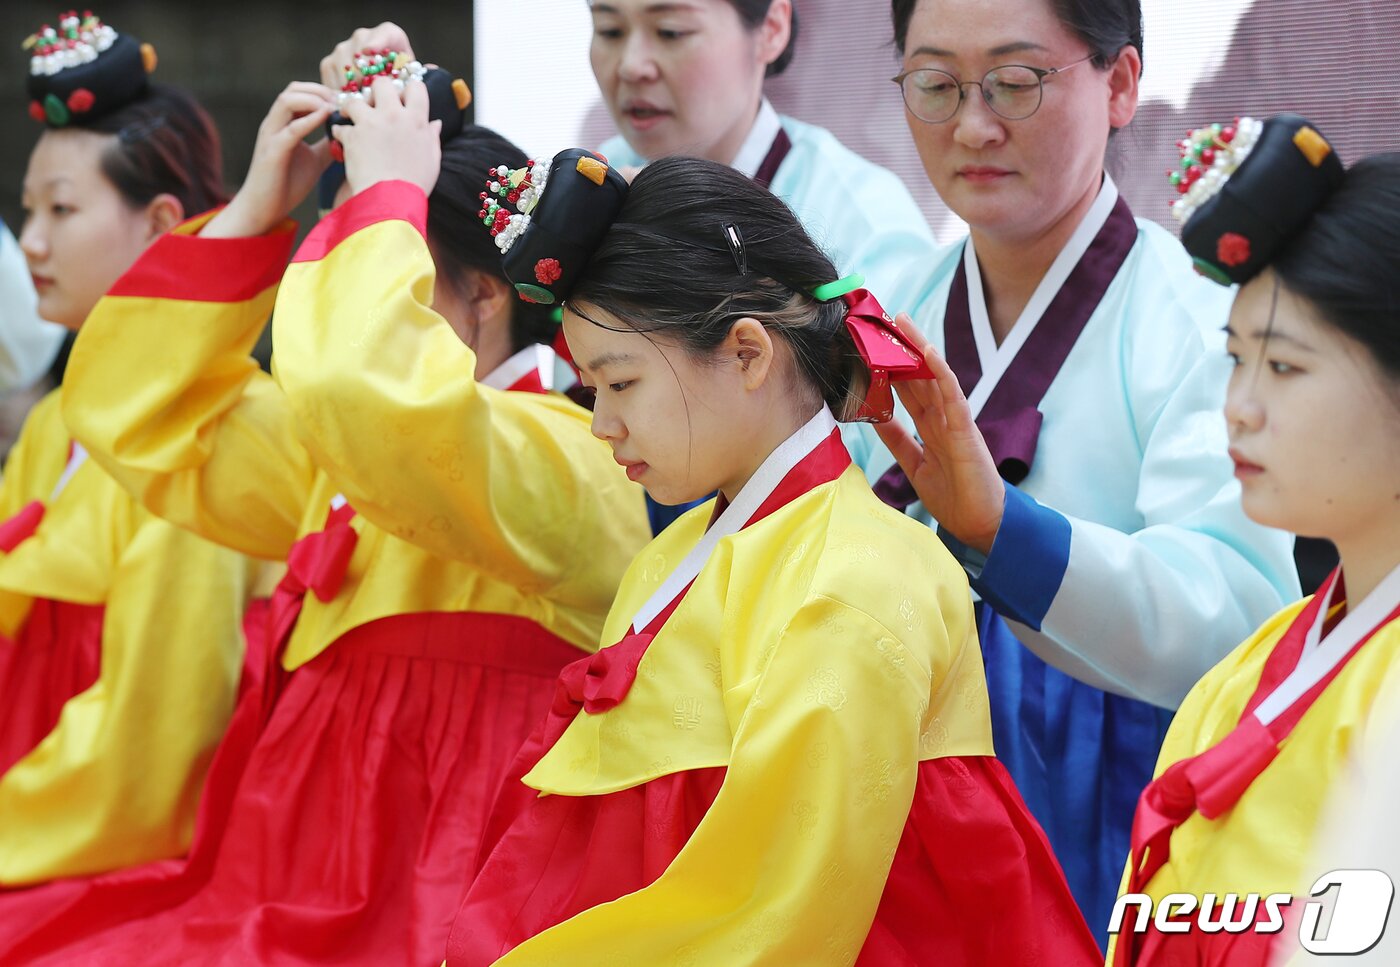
[{"x1": 891, "y1": 53, "x2": 1097, "y2": 123}]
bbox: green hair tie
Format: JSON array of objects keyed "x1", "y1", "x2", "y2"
[
  {"x1": 551, "y1": 307, "x2": 564, "y2": 324},
  {"x1": 811, "y1": 273, "x2": 865, "y2": 302}
]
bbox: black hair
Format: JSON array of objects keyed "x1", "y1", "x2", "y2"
[
  {"x1": 725, "y1": 0, "x2": 800, "y2": 77},
  {"x1": 892, "y1": 0, "x2": 1143, "y2": 72},
  {"x1": 79, "y1": 84, "x2": 226, "y2": 218},
  {"x1": 1272, "y1": 153, "x2": 1400, "y2": 382},
  {"x1": 569, "y1": 156, "x2": 866, "y2": 418},
  {"x1": 428, "y1": 125, "x2": 557, "y2": 353}
]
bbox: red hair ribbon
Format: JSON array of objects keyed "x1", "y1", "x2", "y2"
[{"x1": 840, "y1": 289, "x2": 933, "y2": 423}]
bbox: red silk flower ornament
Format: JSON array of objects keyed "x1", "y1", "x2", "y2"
[
  {"x1": 535, "y1": 258, "x2": 562, "y2": 285},
  {"x1": 28, "y1": 101, "x2": 47, "y2": 124},
  {"x1": 66, "y1": 88, "x2": 96, "y2": 114},
  {"x1": 1216, "y1": 232, "x2": 1252, "y2": 267}
]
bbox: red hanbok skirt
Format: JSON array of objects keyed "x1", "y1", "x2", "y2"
[
  {"x1": 3, "y1": 608, "x2": 579, "y2": 966},
  {"x1": 0, "y1": 598, "x2": 105, "y2": 777},
  {"x1": 449, "y1": 755, "x2": 1102, "y2": 965},
  {"x1": 0, "y1": 599, "x2": 272, "y2": 958}
]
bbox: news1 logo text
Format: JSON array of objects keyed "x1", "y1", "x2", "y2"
[{"x1": 1109, "y1": 870, "x2": 1396, "y2": 955}]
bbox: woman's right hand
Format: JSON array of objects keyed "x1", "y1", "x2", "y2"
[
  {"x1": 335, "y1": 76, "x2": 441, "y2": 199},
  {"x1": 202, "y1": 82, "x2": 337, "y2": 239},
  {"x1": 873, "y1": 314, "x2": 1007, "y2": 556}
]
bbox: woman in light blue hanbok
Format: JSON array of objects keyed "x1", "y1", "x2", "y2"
[{"x1": 851, "y1": 0, "x2": 1301, "y2": 945}]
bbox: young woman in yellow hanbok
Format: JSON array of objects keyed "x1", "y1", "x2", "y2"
[
  {"x1": 1101, "y1": 120, "x2": 1400, "y2": 967},
  {"x1": 5, "y1": 44, "x2": 648, "y2": 967},
  {"x1": 0, "y1": 13, "x2": 252, "y2": 890},
  {"x1": 272, "y1": 75, "x2": 1101, "y2": 966}
]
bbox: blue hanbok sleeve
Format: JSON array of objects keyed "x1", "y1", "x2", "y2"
[{"x1": 943, "y1": 314, "x2": 1298, "y2": 710}]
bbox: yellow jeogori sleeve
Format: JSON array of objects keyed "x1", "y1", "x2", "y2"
[
  {"x1": 272, "y1": 180, "x2": 647, "y2": 606},
  {"x1": 0, "y1": 390, "x2": 253, "y2": 884},
  {"x1": 60, "y1": 211, "x2": 315, "y2": 561},
  {"x1": 0, "y1": 391, "x2": 61, "y2": 523},
  {"x1": 0, "y1": 395, "x2": 84, "y2": 636},
  {"x1": 501, "y1": 598, "x2": 922, "y2": 966}
]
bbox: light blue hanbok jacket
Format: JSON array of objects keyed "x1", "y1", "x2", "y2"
[{"x1": 846, "y1": 210, "x2": 1300, "y2": 944}]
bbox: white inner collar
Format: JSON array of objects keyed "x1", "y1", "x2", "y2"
[
  {"x1": 480, "y1": 344, "x2": 557, "y2": 392},
  {"x1": 962, "y1": 174, "x2": 1120, "y2": 421},
  {"x1": 730, "y1": 99, "x2": 783, "y2": 179},
  {"x1": 629, "y1": 406, "x2": 836, "y2": 632},
  {"x1": 1254, "y1": 563, "x2": 1400, "y2": 726}
]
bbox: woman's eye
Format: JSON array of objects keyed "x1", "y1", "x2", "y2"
[
  {"x1": 657, "y1": 28, "x2": 692, "y2": 40},
  {"x1": 1225, "y1": 351, "x2": 1242, "y2": 367},
  {"x1": 1268, "y1": 360, "x2": 1299, "y2": 375},
  {"x1": 50, "y1": 204, "x2": 74, "y2": 216},
  {"x1": 608, "y1": 381, "x2": 632, "y2": 393},
  {"x1": 593, "y1": 27, "x2": 623, "y2": 40}
]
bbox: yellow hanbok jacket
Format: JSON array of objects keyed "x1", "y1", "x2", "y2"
[
  {"x1": 61, "y1": 206, "x2": 648, "y2": 671},
  {"x1": 269, "y1": 184, "x2": 649, "y2": 600},
  {"x1": 455, "y1": 461, "x2": 1035, "y2": 965},
  {"x1": 1106, "y1": 600, "x2": 1400, "y2": 963},
  {"x1": 286, "y1": 184, "x2": 1093, "y2": 967},
  {"x1": 0, "y1": 391, "x2": 253, "y2": 885}
]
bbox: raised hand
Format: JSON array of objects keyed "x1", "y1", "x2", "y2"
[
  {"x1": 873, "y1": 314, "x2": 1006, "y2": 555},
  {"x1": 320, "y1": 23, "x2": 416, "y2": 89},
  {"x1": 203, "y1": 82, "x2": 336, "y2": 239},
  {"x1": 335, "y1": 76, "x2": 441, "y2": 199}
]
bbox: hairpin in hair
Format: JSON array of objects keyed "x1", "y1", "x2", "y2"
[
  {"x1": 721, "y1": 222, "x2": 747, "y2": 276},
  {"x1": 479, "y1": 159, "x2": 549, "y2": 253}
]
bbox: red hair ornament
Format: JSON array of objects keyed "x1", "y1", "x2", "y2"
[
  {"x1": 535, "y1": 258, "x2": 562, "y2": 285},
  {"x1": 1216, "y1": 232, "x2": 1251, "y2": 267},
  {"x1": 818, "y1": 277, "x2": 933, "y2": 424}
]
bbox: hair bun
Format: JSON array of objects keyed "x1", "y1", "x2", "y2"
[
  {"x1": 24, "y1": 12, "x2": 152, "y2": 127},
  {"x1": 495, "y1": 148, "x2": 630, "y2": 305},
  {"x1": 1173, "y1": 113, "x2": 1345, "y2": 285}
]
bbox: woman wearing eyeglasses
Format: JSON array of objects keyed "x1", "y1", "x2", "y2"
[{"x1": 848, "y1": 0, "x2": 1300, "y2": 943}]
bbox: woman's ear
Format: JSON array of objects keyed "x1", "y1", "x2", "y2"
[
  {"x1": 755, "y1": 0, "x2": 792, "y2": 71},
  {"x1": 145, "y1": 192, "x2": 185, "y2": 240},
  {"x1": 464, "y1": 270, "x2": 514, "y2": 330},
  {"x1": 1107, "y1": 44, "x2": 1141, "y2": 130},
  {"x1": 432, "y1": 267, "x2": 514, "y2": 348},
  {"x1": 727, "y1": 316, "x2": 776, "y2": 390}
]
